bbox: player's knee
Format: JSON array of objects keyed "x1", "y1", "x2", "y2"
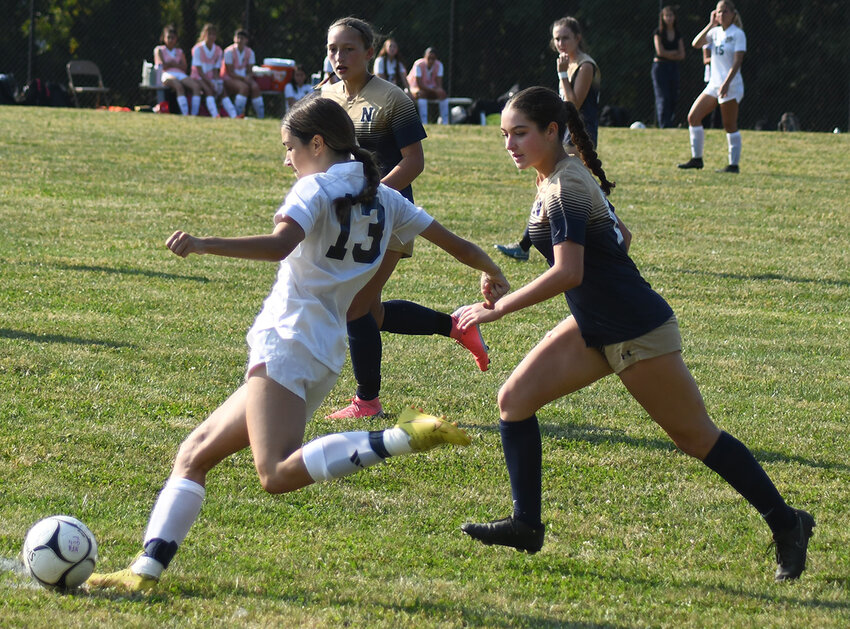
[
  {"x1": 668, "y1": 426, "x2": 718, "y2": 460},
  {"x1": 254, "y1": 465, "x2": 296, "y2": 494},
  {"x1": 175, "y1": 432, "x2": 212, "y2": 476}
]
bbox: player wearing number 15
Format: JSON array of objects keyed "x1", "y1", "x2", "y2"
[{"x1": 86, "y1": 96, "x2": 508, "y2": 592}]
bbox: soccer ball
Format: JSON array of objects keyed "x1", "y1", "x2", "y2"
[
  {"x1": 629, "y1": 121, "x2": 647, "y2": 129},
  {"x1": 22, "y1": 515, "x2": 98, "y2": 589}
]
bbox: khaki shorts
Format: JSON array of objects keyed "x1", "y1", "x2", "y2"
[
  {"x1": 599, "y1": 315, "x2": 682, "y2": 374},
  {"x1": 388, "y1": 233, "x2": 414, "y2": 258}
]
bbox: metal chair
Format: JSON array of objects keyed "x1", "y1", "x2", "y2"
[{"x1": 66, "y1": 60, "x2": 111, "y2": 108}]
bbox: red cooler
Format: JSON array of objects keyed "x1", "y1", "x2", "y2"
[{"x1": 262, "y1": 58, "x2": 295, "y2": 92}]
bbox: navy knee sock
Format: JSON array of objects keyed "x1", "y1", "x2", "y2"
[
  {"x1": 702, "y1": 431, "x2": 796, "y2": 533},
  {"x1": 380, "y1": 299, "x2": 452, "y2": 337},
  {"x1": 500, "y1": 416, "x2": 542, "y2": 527},
  {"x1": 347, "y1": 314, "x2": 381, "y2": 400},
  {"x1": 518, "y1": 227, "x2": 532, "y2": 251}
]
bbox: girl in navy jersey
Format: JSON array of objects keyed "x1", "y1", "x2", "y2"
[
  {"x1": 86, "y1": 97, "x2": 507, "y2": 592},
  {"x1": 458, "y1": 86, "x2": 813, "y2": 582}
]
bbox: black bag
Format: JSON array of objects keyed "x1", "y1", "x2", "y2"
[
  {"x1": 0, "y1": 73, "x2": 17, "y2": 104},
  {"x1": 20, "y1": 79, "x2": 72, "y2": 107}
]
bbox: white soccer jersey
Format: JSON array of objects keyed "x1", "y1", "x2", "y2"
[
  {"x1": 706, "y1": 24, "x2": 746, "y2": 89},
  {"x1": 223, "y1": 44, "x2": 255, "y2": 77},
  {"x1": 247, "y1": 161, "x2": 433, "y2": 373}
]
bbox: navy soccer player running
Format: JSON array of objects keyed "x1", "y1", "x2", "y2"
[{"x1": 457, "y1": 86, "x2": 813, "y2": 582}]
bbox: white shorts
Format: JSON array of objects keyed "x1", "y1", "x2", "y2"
[
  {"x1": 161, "y1": 69, "x2": 188, "y2": 82},
  {"x1": 246, "y1": 329, "x2": 338, "y2": 420},
  {"x1": 702, "y1": 82, "x2": 743, "y2": 105}
]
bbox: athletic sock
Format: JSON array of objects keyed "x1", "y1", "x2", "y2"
[
  {"x1": 251, "y1": 95, "x2": 265, "y2": 119},
  {"x1": 417, "y1": 98, "x2": 428, "y2": 125},
  {"x1": 519, "y1": 227, "x2": 532, "y2": 252},
  {"x1": 439, "y1": 98, "x2": 449, "y2": 124},
  {"x1": 132, "y1": 477, "x2": 205, "y2": 578},
  {"x1": 727, "y1": 131, "x2": 742, "y2": 165},
  {"x1": 176, "y1": 94, "x2": 189, "y2": 116},
  {"x1": 380, "y1": 300, "x2": 452, "y2": 337},
  {"x1": 347, "y1": 314, "x2": 381, "y2": 401},
  {"x1": 234, "y1": 93, "x2": 247, "y2": 115},
  {"x1": 190, "y1": 95, "x2": 201, "y2": 116},
  {"x1": 221, "y1": 96, "x2": 238, "y2": 118},
  {"x1": 702, "y1": 431, "x2": 796, "y2": 533},
  {"x1": 205, "y1": 95, "x2": 219, "y2": 117},
  {"x1": 688, "y1": 125, "x2": 705, "y2": 158},
  {"x1": 302, "y1": 430, "x2": 392, "y2": 482},
  {"x1": 500, "y1": 416, "x2": 542, "y2": 527}
]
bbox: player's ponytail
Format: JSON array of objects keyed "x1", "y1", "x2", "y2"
[
  {"x1": 282, "y1": 96, "x2": 381, "y2": 224},
  {"x1": 507, "y1": 86, "x2": 615, "y2": 196}
]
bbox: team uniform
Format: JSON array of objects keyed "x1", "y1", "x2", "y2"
[
  {"x1": 247, "y1": 160, "x2": 433, "y2": 417},
  {"x1": 407, "y1": 58, "x2": 449, "y2": 125},
  {"x1": 561, "y1": 52, "x2": 601, "y2": 147},
  {"x1": 192, "y1": 42, "x2": 237, "y2": 118},
  {"x1": 221, "y1": 43, "x2": 264, "y2": 117},
  {"x1": 284, "y1": 81, "x2": 312, "y2": 112},
  {"x1": 527, "y1": 155, "x2": 676, "y2": 366},
  {"x1": 373, "y1": 56, "x2": 408, "y2": 88},
  {"x1": 703, "y1": 23, "x2": 746, "y2": 104},
  {"x1": 155, "y1": 44, "x2": 196, "y2": 115}
]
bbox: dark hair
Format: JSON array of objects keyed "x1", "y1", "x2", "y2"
[
  {"x1": 328, "y1": 16, "x2": 377, "y2": 50},
  {"x1": 550, "y1": 16, "x2": 584, "y2": 53},
  {"x1": 281, "y1": 97, "x2": 382, "y2": 223},
  {"x1": 657, "y1": 6, "x2": 679, "y2": 33},
  {"x1": 506, "y1": 86, "x2": 615, "y2": 196},
  {"x1": 234, "y1": 29, "x2": 249, "y2": 40},
  {"x1": 292, "y1": 64, "x2": 307, "y2": 86},
  {"x1": 161, "y1": 25, "x2": 178, "y2": 44}
]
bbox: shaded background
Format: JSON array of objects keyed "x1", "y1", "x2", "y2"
[{"x1": 1, "y1": 0, "x2": 848, "y2": 131}]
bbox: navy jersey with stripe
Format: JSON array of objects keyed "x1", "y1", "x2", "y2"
[
  {"x1": 323, "y1": 75, "x2": 426, "y2": 202},
  {"x1": 527, "y1": 156, "x2": 672, "y2": 347}
]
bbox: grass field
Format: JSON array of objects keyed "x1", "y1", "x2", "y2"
[{"x1": 1, "y1": 106, "x2": 848, "y2": 628}]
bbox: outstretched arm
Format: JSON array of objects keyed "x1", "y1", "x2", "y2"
[{"x1": 166, "y1": 216, "x2": 305, "y2": 261}]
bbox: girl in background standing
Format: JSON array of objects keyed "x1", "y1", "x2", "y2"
[{"x1": 651, "y1": 6, "x2": 685, "y2": 129}]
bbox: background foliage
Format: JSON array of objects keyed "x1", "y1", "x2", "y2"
[{"x1": 1, "y1": 0, "x2": 849, "y2": 131}]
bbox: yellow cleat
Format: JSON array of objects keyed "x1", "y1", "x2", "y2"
[
  {"x1": 86, "y1": 568, "x2": 158, "y2": 593},
  {"x1": 395, "y1": 406, "x2": 471, "y2": 452}
]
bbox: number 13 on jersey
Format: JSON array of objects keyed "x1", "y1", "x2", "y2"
[{"x1": 325, "y1": 200, "x2": 386, "y2": 264}]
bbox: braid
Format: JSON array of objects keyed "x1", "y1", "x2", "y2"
[
  {"x1": 563, "y1": 101, "x2": 615, "y2": 196},
  {"x1": 331, "y1": 146, "x2": 381, "y2": 224}
]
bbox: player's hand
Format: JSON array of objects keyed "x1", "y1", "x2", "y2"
[
  {"x1": 481, "y1": 271, "x2": 509, "y2": 307},
  {"x1": 719, "y1": 81, "x2": 729, "y2": 98},
  {"x1": 557, "y1": 53, "x2": 570, "y2": 72},
  {"x1": 709, "y1": 10, "x2": 719, "y2": 26},
  {"x1": 455, "y1": 302, "x2": 503, "y2": 330},
  {"x1": 166, "y1": 230, "x2": 202, "y2": 258}
]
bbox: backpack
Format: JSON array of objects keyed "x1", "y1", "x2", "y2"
[
  {"x1": 20, "y1": 79, "x2": 72, "y2": 107},
  {"x1": 0, "y1": 74, "x2": 17, "y2": 104}
]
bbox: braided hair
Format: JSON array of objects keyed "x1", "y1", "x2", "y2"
[
  {"x1": 281, "y1": 97, "x2": 382, "y2": 223},
  {"x1": 506, "y1": 86, "x2": 615, "y2": 196}
]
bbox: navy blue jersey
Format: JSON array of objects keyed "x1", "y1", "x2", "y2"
[{"x1": 527, "y1": 156, "x2": 672, "y2": 347}]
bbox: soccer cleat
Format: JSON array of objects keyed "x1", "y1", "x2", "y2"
[
  {"x1": 461, "y1": 515, "x2": 545, "y2": 554},
  {"x1": 450, "y1": 313, "x2": 490, "y2": 371},
  {"x1": 395, "y1": 406, "x2": 471, "y2": 451},
  {"x1": 716, "y1": 164, "x2": 740, "y2": 173},
  {"x1": 86, "y1": 567, "x2": 158, "y2": 593},
  {"x1": 677, "y1": 157, "x2": 704, "y2": 169},
  {"x1": 325, "y1": 396, "x2": 384, "y2": 420},
  {"x1": 494, "y1": 242, "x2": 530, "y2": 261},
  {"x1": 773, "y1": 509, "x2": 815, "y2": 582}
]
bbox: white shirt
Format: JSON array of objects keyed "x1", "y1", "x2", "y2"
[
  {"x1": 706, "y1": 24, "x2": 746, "y2": 89},
  {"x1": 284, "y1": 82, "x2": 312, "y2": 105},
  {"x1": 247, "y1": 161, "x2": 433, "y2": 372}
]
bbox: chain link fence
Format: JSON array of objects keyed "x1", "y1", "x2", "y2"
[{"x1": 2, "y1": 0, "x2": 848, "y2": 131}]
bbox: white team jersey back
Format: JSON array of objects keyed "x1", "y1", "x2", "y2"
[{"x1": 247, "y1": 161, "x2": 433, "y2": 373}]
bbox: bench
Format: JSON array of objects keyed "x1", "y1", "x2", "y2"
[
  {"x1": 425, "y1": 97, "x2": 475, "y2": 124},
  {"x1": 137, "y1": 84, "x2": 284, "y2": 116}
]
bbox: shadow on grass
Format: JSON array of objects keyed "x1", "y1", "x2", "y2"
[
  {"x1": 50, "y1": 262, "x2": 210, "y2": 284},
  {"x1": 472, "y1": 421, "x2": 850, "y2": 473},
  {"x1": 665, "y1": 266, "x2": 850, "y2": 288},
  {"x1": 0, "y1": 328, "x2": 134, "y2": 349}
]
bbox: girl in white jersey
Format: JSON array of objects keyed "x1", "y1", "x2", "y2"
[
  {"x1": 154, "y1": 25, "x2": 202, "y2": 116},
  {"x1": 458, "y1": 86, "x2": 813, "y2": 582},
  {"x1": 679, "y1": 1, "x2": 746, "y2": 172},
  {"x1": 86, "y1": 96, "x2": 508, "y2": 593},
  {"x1": 221, "y1": 29, "x2": 264, "y2": 118},
  {"x1": 191, "y1": 23, "x2": 238, "y2": 118}
]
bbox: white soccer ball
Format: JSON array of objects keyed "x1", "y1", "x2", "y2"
[
  {"x1": 22, "y1": 515, "x2": 98, "y2": 589},
  {"x1": 629, "y1": 121, "x2": 647, "y2": 129}
]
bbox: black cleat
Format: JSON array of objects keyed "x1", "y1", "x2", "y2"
[
  {"x1": 716, "y1": 164, "x2": 740, "y2": 173},
  {"x1": 773, "y1": 509, "x2": 815, "y2": 582},
  {"x1": 461, "y1": 515, "x2": 545, "y2": 554},
  {"x1": 677, "y1": 157, "x2": 704, "y2": 169}
]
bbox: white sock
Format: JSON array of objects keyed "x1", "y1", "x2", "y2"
[
  {"x1": 221, "y1": 96, "x2": 238, "y2": 118},
  {"x1": 206, "y1": 96, "x2": 219, "y2": 118},
  {"x1": 190, "y1": 95, "x2": 201, "y2": 116},
  {"x1": 251, "y1": 96, "x2": 265, "y2": 119},
  {"x1": 177, "y1": 95, "x2": 189, "y2": 116},
  {"x1": 302, "y1": 431, "x2": 395, "y2": 482},
  {"x1": 727, "y1": 131, "x2": 742, "y2": 165},
  {"x1": 131, "y1": 477, "x2": 205, "y2": 578},
  {"x1": 234, "y1": 93, "x2": 247, "y2": 115},
  {"x1": 439, "y1": 99, "x2": 449, "y2": 124},
  {"x1": 417, "y1": 99, "x2": 428, "y2": 125},
  {"x1": 689, "y1": 125, "x2": 704, "y2": 158}
]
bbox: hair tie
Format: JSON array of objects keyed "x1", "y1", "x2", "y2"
[{"x1": 344, "y1": 193, "x2": 354, "y2": 202}]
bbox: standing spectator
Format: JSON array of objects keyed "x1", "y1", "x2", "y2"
[
  {"x1": 374, "y1": 38, "x2": 411, "y2": 97},
  {"x1": 495, "y1": 16, "x2": 601, "y2": 262},
  {"x1": 284, "y1": 65, "x2": 312, "y2": 113},
  {"x1": 651, "y1": 6, "x2": 685, "y2": 129},
  {"x1": 154, "y1": 25, "x2": 202, "y2": 116},
  {"x1": 221, "y1": 29, "x2": 265, "y2": 118},
  {"x1": 191, "y1": 24, "x2": 238, "y2": 118},
  {"x1": 407, "y1": 47, "x2": 449, "y2": 125},
  {"x1": 679, "y1": 1, "x2": 746, "y2": 173}
]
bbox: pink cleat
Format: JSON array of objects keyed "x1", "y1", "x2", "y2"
[
  {"x1": 325, "y1": 396, "x2": 385, "y2": 420},
  {"x1": 450, "y1": 312, "x2": 490, "y2": 371}
]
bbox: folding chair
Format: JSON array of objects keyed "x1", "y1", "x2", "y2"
[{"x1": 66, "y1": 60, "x2": 111, "y2": 108}]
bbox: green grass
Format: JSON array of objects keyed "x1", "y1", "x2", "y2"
[{"x1": 1, "y1": 107, "x2": 848, "y2": 628}]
